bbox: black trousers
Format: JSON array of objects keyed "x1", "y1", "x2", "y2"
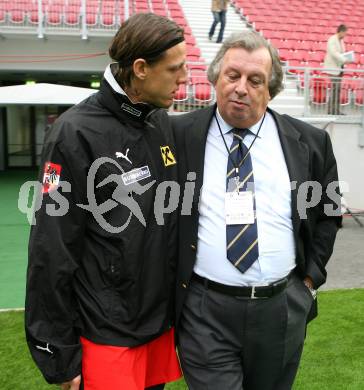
[
  {"x1": 328, "y1": 73, "x2": 343, "y2": 114},
  {"x1": 178, "y1": 273, "x2": 314, "y2": 390},
  {"x1": 209, "y1": 10, "x2": 226, "y2": 43}
]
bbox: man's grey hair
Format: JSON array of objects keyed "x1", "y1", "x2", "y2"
[{"x1": 207, "y1": 31, "x2": 284, "y2": 99}]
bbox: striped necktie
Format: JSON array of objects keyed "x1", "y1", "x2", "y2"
[{"x1": 226, "y1": 128, "x2": 259, "y2": 273}]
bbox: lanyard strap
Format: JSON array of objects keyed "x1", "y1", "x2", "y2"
[{"x1": 214, "y1": 111, "x2": 266, "y2": 176}]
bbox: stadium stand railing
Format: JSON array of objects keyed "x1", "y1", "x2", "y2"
[
  {"x1": 0, "y1": 0, "x2": 194, "y2": 38},
  {"x1": 172, "y1": 65, "x2": 364, "y2": 123},
  {"x1": 1, "y1": 0, "x2": 363, "y2": 123}
]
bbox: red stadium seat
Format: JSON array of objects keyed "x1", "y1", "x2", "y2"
[
  {"x1": 86, "y1": 0, "x2": 99, "y2": 6},
  {"x1": 86, "y1": 5, "x2": 99, "y2": 13},
  {"x1": 153, "y1": 9, "x2": 168, "y2": 16},
  {"x1": 355, "y1": 89, "x2": 364, "y2": 106},
  {"x1": 311, "y1": 41, "x2": 327, "y2": 52},
  {"x1": 169, "y1": 9, "x2": 184, "y2": 19},
  {"x1": 66, "y1": 5, "x2": 80, "y2": 13},
  {"x1": 278, "y1": 49, "x2": 290, "y2": 62},
  {"x1": 193, "y1": 83, "x2": 213, "y2": 102},
  {"x1": 185, "y1": 35, "x2": 196, "y2": 46},
  {"x1": 340, "y1": 83, "x2": 351, "y2": 105},
  {"x1": 311, "y1": 77, "x2": 330, "y2": 104},
  {"x1": 29, "y1": 10, "x2": 39, "y2": 23},
  {"x1": 65, "y1": 11, "x2": 80, "y2": 25},
  {"x1": 47, "y1": 11, "x2": 62, "y2": 25},
  {"x1": 168, "y1": 3, "x2": 183, "y2": 11},
  {"x1": 286, "y1": 50, "x2": 307, "y2": 62},
  {"x1": 86, "y1": 12, "x2": 98, "y2": 26},
  {"x1": 48, "y1": 4, "x2": 64, "y2": 13},
  {"x1": 187, "y1": 47, "x2": 201, "y2": 57},
  {"x1": 152, "y1": 3, "x2": 166, "y2": 10},
  {"x1": 296, "y1": 41, "x2": 312, "y2": 52},
  {"x1": 135, "y1": 5, "x2": 149, "y2": 12},
  {"x1": 190, "y1": 69, "x2": 208, "y2": 85},
  {"x1": 263, "y1": 30, "x2": 282, "y2": 40},
  {"x1": 101, "y1": 13, "x2": 115, "y2": 26},
  {"x1": 172, "y1": 16, "x2": 187, "y2": 27},
  {"x1": 174, "y1": 84, "x2": 188, "y2": 101},
  {"x1": 188, "y1": 63, "x2": 207, "y2": 72},
  {"x1": 52, "y1": 0, "x2": 66, "y2": 6},
  {"x1": 307, "y1": 61, "x2": 322, "y2": 69},
  {"x1": 287, "y1": 60, "x2": 306, "y2": 74},
  {"x1": 308, "y1": 51, "x2": 324, "y2": 63},
  {"x1": 10, "y1": 10, "x2": 25, "y2": 23}
]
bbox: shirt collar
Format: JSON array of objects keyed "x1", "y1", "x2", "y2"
[
  {"x1": 215, "y1": 107, "x2": 265, "y2": 138},
  {"x1": 249, "y1": 114, "x2": 265, "y2": 138},
  {"x1": 104, "y1": 63, "x2": 127, "y2": 96},
  {"x1": 215, "y1": 108, "x2": 233, "y2": 135}
]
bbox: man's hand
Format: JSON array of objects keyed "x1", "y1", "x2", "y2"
[
  {"x1": 303, "y1": 276, "x2": 314, "y2": 289},
  {"x1": 60, "y1": 375, "x2": 81, "y2": 390}
]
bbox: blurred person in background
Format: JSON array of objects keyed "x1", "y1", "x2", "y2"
[
  {"x1": 324, "y1": 24, "x2": 350, "y2": 115},
  {"x1": 208, "y1": 0, "x2": 229, "y2": 43}
]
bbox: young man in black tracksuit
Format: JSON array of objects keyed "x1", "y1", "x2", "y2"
[{"x1": 25, "y1": 13, "x2": 187, "y2": 390}]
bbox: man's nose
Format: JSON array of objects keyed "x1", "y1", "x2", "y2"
[
  {"x1": 235, "y1": 77, "x2": 248, "y2": 96},
  {"x1": 178, "y1": 64, "x2": 188, "y2": 84}
]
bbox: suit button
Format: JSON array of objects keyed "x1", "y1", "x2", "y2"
[
  {"x1": 190, "y1": 244, "x2": 196, "y2": 251},
  {"x1": 182, "y1": 283, "x2": 187, "y2": 288}
]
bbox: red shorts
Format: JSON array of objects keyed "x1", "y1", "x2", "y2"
[{"x1": 80, "y1": 328, "x2": 182, "y2": 390}]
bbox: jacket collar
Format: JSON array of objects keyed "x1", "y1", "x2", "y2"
[{"x1": 98, "y1": 65, "x2": 161, "y2": 126}]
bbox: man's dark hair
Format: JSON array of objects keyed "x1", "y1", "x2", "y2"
[
  {"x1": 109, "y1": 13, "x2": 184, "y2": 88},
  {"x1": 337, "y1": 24, "x2": 348, "y2": 33}
]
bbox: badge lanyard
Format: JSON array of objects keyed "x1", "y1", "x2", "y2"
[{"x1": 214, "y1": 111, "x2": 266, "y2": 192}]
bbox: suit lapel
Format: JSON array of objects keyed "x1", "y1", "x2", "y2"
[
  {"x1": 269, "y1": 109, "x2": 310, "y2": 239},
  {"x1": 184, "y1": 105, "x2": 216, "y2": 198}
]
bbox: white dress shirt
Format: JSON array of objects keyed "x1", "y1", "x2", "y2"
[{"x1": 194, "y1": 109, "x2": 296, "y2": 286}]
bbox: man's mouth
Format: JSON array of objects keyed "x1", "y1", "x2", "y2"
[{"x1": 231, "y1": 100, "x2": 249, "y2": 107}]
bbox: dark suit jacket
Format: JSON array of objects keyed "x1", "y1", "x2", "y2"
[{"x1": 172, "y1": 105, "x2": 341, "y2": 326}]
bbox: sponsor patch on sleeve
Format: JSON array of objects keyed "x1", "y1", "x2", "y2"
[
  {"x1": 160, "y1": 145, "x2": 176, "y2": 167},
  {"x1": 42, "y1": 162, "x2": 62, "y2": 194}
]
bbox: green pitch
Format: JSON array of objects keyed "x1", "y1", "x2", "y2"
[
  {"x1": 0, "y1": 170, "x2": 36, "y2": 309},
  {"x1": 1, "y1": 290, "x2": 364, "y2": 389}
]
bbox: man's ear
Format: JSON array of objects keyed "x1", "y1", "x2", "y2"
[{"x1": 133, "y1": 58, "x2": 148, "y2": 80}]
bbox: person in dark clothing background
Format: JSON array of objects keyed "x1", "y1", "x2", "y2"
[
  {"x1": 25, "y1": 13, "x2": 187, "y2": 390},
  {"x1": 208, "y1": 0, "x2": 229, "y2": 43}
]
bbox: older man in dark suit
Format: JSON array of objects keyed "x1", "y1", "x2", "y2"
[{"x1": 172, "y1": 31, "x2": 341, "y2": 390}]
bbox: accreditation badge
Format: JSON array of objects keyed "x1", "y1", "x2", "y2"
[{"x1": 225, "y1": 191, "x2": 254, "y2": 225}]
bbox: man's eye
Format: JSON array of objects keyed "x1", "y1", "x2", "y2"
[
  {"x1": 251, "y1": 78, "x2": 263, "y2": 86},
  {"x1": 227, "y1": 73, "x2": 239, "y2": 80}
]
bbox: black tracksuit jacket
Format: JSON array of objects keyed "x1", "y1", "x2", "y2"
[{"x1": 25, "y1": 79, "x2": 178, "y2": 384}]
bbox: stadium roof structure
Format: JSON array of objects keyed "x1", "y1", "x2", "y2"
[{"x1": 0, "y1": 83, "x2": 97, "y2": 105}]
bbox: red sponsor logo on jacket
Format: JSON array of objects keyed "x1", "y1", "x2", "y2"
[{"x1": 42, "y1": 162, "x2": 62, "y2": 194}]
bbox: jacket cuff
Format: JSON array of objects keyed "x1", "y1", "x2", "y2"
[
  {"x1": 28, "y1": 341, "x2": 82, "y2": 384},
  {"x1": 306, "y1": 260, "x2": 327, "y2": 289}
]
